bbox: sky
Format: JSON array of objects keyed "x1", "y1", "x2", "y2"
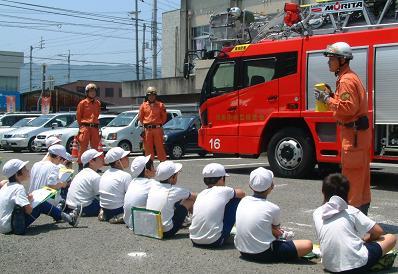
[{"x1": 0, "y1": 0, "x2": 180, "y2": 66}]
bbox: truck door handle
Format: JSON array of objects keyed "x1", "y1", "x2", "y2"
[
  {"x1": 227, "y1": 106, "x2": 237, "y2": 112},
  {"x1": 268, "y1": 95, "x2": 278, "y2": 102}
]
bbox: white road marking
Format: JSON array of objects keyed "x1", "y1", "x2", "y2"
[
  {"x1": 224, "y1": 163, "x2": 268, "y2": 168},
  {"x1": 128, "y1": 252, "x2": 147, "y2": 258},
  {"x1": 287, "y1": 222, "x2": 312, "y2": 228}
]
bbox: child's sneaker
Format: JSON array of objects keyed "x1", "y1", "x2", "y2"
[
  {"x1": 98, "y1": 208, "x2": 105, "y2": 221},
  {"x1": 182, "y1": 214, "x2": 192, "y2": 228},
  {"x1": 280, "y1": 230, "x2": 295, "y2": 241},
  {"x1": 68, "y1": 204, "x2": 82, "y2": 227},
  {"x1": 109, "y1": 213, "x2": 124, "y2": 224}
]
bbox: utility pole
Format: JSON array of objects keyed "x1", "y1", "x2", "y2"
[
  {"x1": 36, "y1": 63, "x2": 46, "y2": 111},
  {"x1": 67, "y1": 50, "x2": 70, "y2": 83},
  {"x1": 29, "y1": 37, "x2": 44, "y2": 93},
  {"x1": 152, "y1": 0, "x2": 158, "y2": 79},
  {"x1": 135, "y1": 0, "x2": 140, "y2": 81},
  {"x1": 142, "y1": 23, "x2": 146, "y2": 80}
]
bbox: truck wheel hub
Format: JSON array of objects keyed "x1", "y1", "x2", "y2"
[{"x1": 275, "y1": 139, "x2": 303, "y2": 170}]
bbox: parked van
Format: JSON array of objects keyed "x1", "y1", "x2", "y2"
[
  {"x1": 2, "y1": 113, "x2": 75, "y2": 152},
  {"x1": 101, "y1": 109, "x2": 181, "y2": 152}
]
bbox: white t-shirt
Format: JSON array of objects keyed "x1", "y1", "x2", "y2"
[
  {"x1": 99, "y1": 168, "x2": 132, "y2": 210},
  {"x1": 0, "y1": 182, "x2": 30, "y2": 234},
  {"x1": 146, "y1": 182, "x2": 190, "y2": 232},
  {"x1": 189, "y1": 186, "x2": 235, "y2": 244},
  {"x1": 29, "y1": 160, "x2": 61, "y2": 206},
  {"x1": 29, "y1": 161, "x2": 60, "y2": 192},
  {"x1": 123, "y1": 177, "x2": 156, "y2": 226},
  {"x1": 234, "y1": 196, "x2": 280, "y2": 254},
  {"x1": 313, "y1": 196, "x2": 376, "y2": 272},
  {"x1": 66, "y1": 168, "x2": 101, "y2": 208}
]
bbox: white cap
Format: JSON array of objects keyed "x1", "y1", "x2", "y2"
[
  {"x1": 48, "y1": 144, "x2": 68, "y2": 160},
  {"x1": 155, "y1": 161, "x2": 182, "y2": 181},
  {"x1": 249, "y1": 167, "x2": 274, "y2": 192},
  {"x1": 46, "y1": 136, "x2": 62, "y2": 148},
  {"x1": 2, "y1": 159, "x2": 29, "y2": 178},
  {"x1": 65, "y1": 152, "x2": 73, "y2": 162},
  {"x1": 81, "y1": 149, "x2": 103, "y2": 165},
  {"x1": 104, "y1": 147, "x2": 130, "y2": 164},
  {"x1": 130, "y1": 155, "x2": 151, "y2": 178},
  {"x1": 202, "y1": 163, "x2": 229, "y2": 178}
]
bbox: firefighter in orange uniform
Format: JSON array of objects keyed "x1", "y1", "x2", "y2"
[
  {"x1": 76, "y1": 83, "x2": 101, "y2": 169},
  {"x1": 315, "y1": 42, "x2": 371, "y2": 215},
  {"x1": 139, "y1": 86, "x2": 167, "y2": 162}
]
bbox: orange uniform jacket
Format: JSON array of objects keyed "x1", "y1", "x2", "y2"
[
  {"x1": 139, "y1": 101, "x2": 167, "y2": 125},
  {"x1": 76, "y1": 98, "x2": 101, "y2": 126},
  {"x1": 327, "y1": 65, "x2": 371, "y2": 207}
]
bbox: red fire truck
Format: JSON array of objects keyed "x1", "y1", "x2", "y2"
[{"x1": 195, "y1": 0, "x2": 398, "y2": 177}]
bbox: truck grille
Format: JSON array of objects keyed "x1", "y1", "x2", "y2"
[
  {"x1": 3, "y1": 134, "x2": 12, "y2": 138},
  {"x1": 37, "y1": 135, "x2": 46, "y2": 139}
]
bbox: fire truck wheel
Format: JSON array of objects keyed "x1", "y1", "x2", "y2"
[{"x1": 267, "y1": 127, "x2": 315, "y2": 178}]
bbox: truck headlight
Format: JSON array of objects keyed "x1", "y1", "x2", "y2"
[
  {"x1": 107, "y1": 133, "x2": 117, "y2": 140},
  {"x1": 13, "y1": 134, "x2": 28, "y2": 138}
]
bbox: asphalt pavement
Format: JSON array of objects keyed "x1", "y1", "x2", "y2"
[{"x1": 0, "y1": 150, "x2": 397, "y2": 273}]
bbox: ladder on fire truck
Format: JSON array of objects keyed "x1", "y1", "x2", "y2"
[
  {"x1": 208, "y1": 0, "x2": 398, "y2": 45},
  {"x1": 183, "y1": 0, "x2": 398, "y2": 78}
]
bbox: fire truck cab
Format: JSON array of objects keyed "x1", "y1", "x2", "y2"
[{"x1": 197, "y1": 2, "x2": 398, "y2": 177}]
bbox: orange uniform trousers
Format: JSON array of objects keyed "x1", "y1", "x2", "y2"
[
  {"x1": 340, "y1": 126, "x2": 371, "y2": 208},
  {"x1": 77, "y1": 126, "x2": 100, "y2": 164},
  {"x1": 143, "y1": 127, "x2": 167, "y2": 162}
]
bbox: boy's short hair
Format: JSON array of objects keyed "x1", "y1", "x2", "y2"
[
  {"x1": 203, "y1": 176, "x2": 224, "y2": 186},
  {"x1": 83, "y1": 163, "x2": 90, "y2": 169},
  {"x1": 49, "y1": 153, "x2": 58, "y2": 159},
  {"x1": 137, "y1": 159, "x2": 154, "y2": 178},
  {"x1": 8, "y1": 169, "x2": 24, "y2": 182},
  {"x1": 322, "y1": 173, "x2": 350, "y2": 203}
]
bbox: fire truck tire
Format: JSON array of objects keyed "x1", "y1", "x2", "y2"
[{"x1": 267, "y1": 127, "x2": 315, "y2": 178}]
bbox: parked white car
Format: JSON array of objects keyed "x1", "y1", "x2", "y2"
[
  {"x1": 33, "y1": 114, "x2": 116, "y2": 153},
  {"x1": 0, "y1": 113, "x2": 41, "y2": 127},
  {"x1": 101, "y1": 109, "x2": 181, "y2": 152},
  {"x1": 2, "y1": 113, "x2": 75, "y2": 152},
  {"x1": 0, "y1": 118, "x2": 36, "y2": 148}
]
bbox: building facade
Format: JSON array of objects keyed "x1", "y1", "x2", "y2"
[
  {"x1": 21, "y1": 80, "x2": 128, "y2": 112},
  {"x1": 0, "y1": 51, "x2": 24, "y2": 111}
]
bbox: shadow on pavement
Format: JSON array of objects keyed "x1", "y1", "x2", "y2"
[
  {"x1": 371, "y1": 172, "x2": 398, "y2": 192},
  {"x1": 379, "y1": 223, "x2": 398, "y2": 234},
  {"x1": 26, "y1": 223, "x2": 88, "y2": 235},
  {"x1": 238, "y1": 256, "x2": 317, "y2": 266}
]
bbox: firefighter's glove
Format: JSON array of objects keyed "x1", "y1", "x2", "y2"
[{"x1": 314, "y1": 88, "x2": 330, "y2": 103}]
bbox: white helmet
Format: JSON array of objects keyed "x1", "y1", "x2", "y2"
[
  {"x1": 85, "y1": 83, "x2": 97, "y2": 92},
  {"x1": 324, "y1": 42, "x2": 353, "y2": 60},
  {"x1": 229, "y1": 7, "x2": 242, "y2": 18}
]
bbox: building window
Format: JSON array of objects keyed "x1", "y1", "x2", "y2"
[
  {"x1": 119, "y1": 88, "x2": 122, "y2": 98},
  {"x1": 96, "y1": 87, "x2": 101, "y2": 97},
  {"x1": 192, "y1": 25, "x2": 212, "y2": 51},
  {"x1": 105, "y1": 88, "x2": 114, "y2": 97}
]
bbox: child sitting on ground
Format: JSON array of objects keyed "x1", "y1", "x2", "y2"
[
  {"x1": 123, "y1": 155, "x2": 156, "y2": 227},
  {"x1": 146, "y1": 161, "x2": 196, "y2": 238},
  {"x1": 234, "y1": 167, "x2": 313, "y2": 262},
  {"x1": 66, "y1": 149, "x2": 104, "y2": 217},
  {"x1": 313, "y1": 173, "x2": 397, "y2": 273},
  {"x1": 189, "y1": 163, "x2": 245, "y2": 247},
  {"x1": 0, "y1": 159, "x2": 81, "y2": 235},
  {"x1": 99, "y1": 147, "x2": 132, "y2": 223}
]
